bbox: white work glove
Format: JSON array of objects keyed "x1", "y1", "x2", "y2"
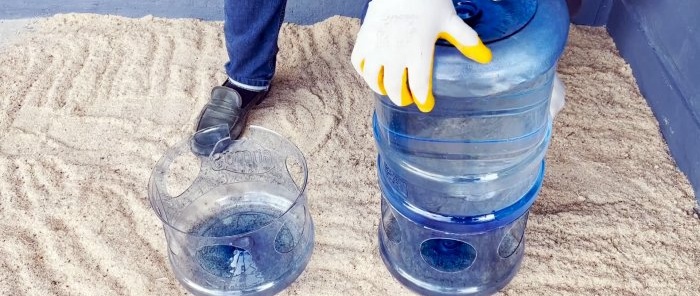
[
  {"x1": 550, "y1": 74, "x2": 566, "y2": 119},
  {"x1": 351, "y1": 0, "x2": 492, "y2": 112}
]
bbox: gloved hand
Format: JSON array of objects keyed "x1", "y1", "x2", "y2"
[{"x1": 351, "y1": 0, "x2": 492, "y2": 112}]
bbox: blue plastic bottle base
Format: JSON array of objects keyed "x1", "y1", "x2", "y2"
[
  {"x1": 166, "y1": 193, "x2": 315, "y2": 296},
  {"x1": 377, "y1": 176, "x2": 537, "y2": 295},
  {"x1": 377, "y1": 204, "x2": 529, "y2": 296},
  {"x1": 169, "y1": 234, "x2": 314, "y2": 296},
  {"x1": 378, "y1": 233, "x2": 523, "y2": 296}
]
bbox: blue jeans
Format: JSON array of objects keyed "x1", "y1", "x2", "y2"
[{"x1": 224, "y1": 0, "x2": 287, "y2": 90}]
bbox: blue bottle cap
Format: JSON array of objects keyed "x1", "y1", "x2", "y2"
[{"x1": 439, "y1": 0, "x2": 538, "y2": 45}]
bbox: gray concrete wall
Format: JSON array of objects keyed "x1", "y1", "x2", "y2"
[{"x1": 568, "y1": 0, "x2": 612, "y2": 26}]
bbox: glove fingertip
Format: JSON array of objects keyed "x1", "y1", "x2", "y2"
[
  {"x1": 415, "y1": 93, "x2": 435, "y2": 113},
  {"x1": 462, "y1": 40, "x2": 492, "y2": 64},
  {"x1": 440, "y1": 31, "x2": 493, "y2": 64}
]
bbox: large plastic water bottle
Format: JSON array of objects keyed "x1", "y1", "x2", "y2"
[
  {"x1": 374, "y1": 0, "x2": 569, "y2": 216},
  {"x1": 374, "y1": 0, "x2": 570, "y2": 294}
]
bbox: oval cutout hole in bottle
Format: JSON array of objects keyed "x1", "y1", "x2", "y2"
[
  {"x1": 420, "y1": 239, "x2": 476, "y2": 272},
  {"x1": 274, "y1": 224, "x2": 297, "y2": 253},
  {"x1": 274, "y1": 205, "x2": 306, "y2": 254},
  {"x1": 164, "y1": 152, "x2": 201, "y2": 198},
  {"x1": 498, "y1": 213, "x2": 528, "y2": 258},
  {"x1": 285, "y1": 156, "x2": 305, "y2": 191},
  {"x1": 381, "y1": 199, "x2": 402, "y2": 244}
]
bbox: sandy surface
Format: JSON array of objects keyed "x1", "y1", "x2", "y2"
[{"x1": 0, "y1": 13, "x2": 698, "y2": 296}]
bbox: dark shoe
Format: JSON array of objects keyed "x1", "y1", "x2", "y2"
[
  {"x1": 195, "y1": 81, "x2": 269, "y2": 139},
  {"x1": 191, "y1": 81, "x2": 269, "y2": 155}
]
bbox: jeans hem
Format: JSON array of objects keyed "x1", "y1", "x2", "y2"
[{"x1": 227, "y1": 75, "x2": 271, "y2": 89}]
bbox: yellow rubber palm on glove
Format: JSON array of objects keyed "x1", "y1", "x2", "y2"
[{"x1": 351, "y1": 0, "x2": 492, "y2": 112}]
